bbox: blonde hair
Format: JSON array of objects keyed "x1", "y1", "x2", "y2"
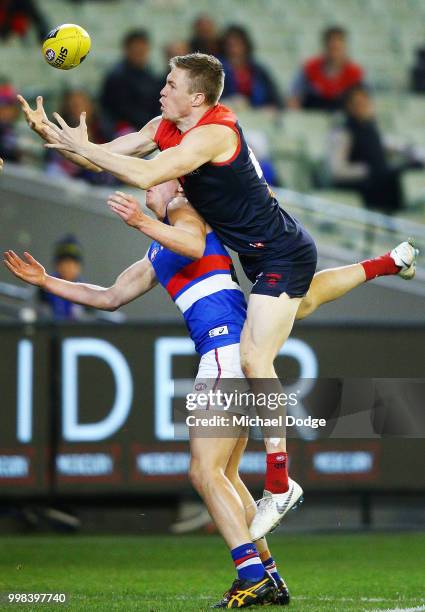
[{"x1": 169, "y1": 52, "x2": 224, "y2": 105}]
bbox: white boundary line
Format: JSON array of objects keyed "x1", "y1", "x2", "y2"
[{"x1": 370, "y1": 606, "x2": 425, "y2": 612}]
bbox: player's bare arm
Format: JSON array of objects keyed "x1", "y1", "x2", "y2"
[
  {"x1": 19, "y1": 94, "x2": 160, "y2": 172},
  {"x1": 102, "y1": 116, "x2": 161, "y2": 158},
  {"x1": 44, "y1": 116, "x2": 237, "y2": 189},
  {"x1": 108, "y1": 191, "x2": 207, "y2": 259},
  {"x1": 3, "y1": 250, "x2": 157, "y2": 311}
]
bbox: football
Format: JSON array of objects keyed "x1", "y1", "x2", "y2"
[{"x1": 42, "y1": 24, "x2": 91, "y2": 70}]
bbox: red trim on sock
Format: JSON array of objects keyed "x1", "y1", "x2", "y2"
[
  {"x1": 234, "y1": 552, "x2": 258, "y2": 566},
  {"x1": 265, "y1": 452, "x2": 289, "y2": 493},
  {"x1": 361, "y1": 252, "x2": 400, "y2": 281}
]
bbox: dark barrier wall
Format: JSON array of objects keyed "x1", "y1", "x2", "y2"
[{"x1": 0, "y1": 322, "x2": 424, "y2": 497}]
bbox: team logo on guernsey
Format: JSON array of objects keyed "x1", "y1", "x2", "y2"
[
  {"x1": 249, "y1": 242, "x2": 265, "y2": 248},
  {"x1": 265, "y1": 272, "x2": 282, "y2": 287},
  {"x1": 208, "y1": 325, "x2": 229, "y2": 338}
]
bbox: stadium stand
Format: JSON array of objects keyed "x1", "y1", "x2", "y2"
[{"x1": 1, "y1": 0, "x2": 424, "y2": 213}]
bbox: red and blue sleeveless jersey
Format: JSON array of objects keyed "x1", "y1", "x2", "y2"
[
  {"x1": 154, "y1": 104, "x2": 303, "y2": 257},
  {"x1": 147, "y1": 230, "x2": 247, "y2": 355}
]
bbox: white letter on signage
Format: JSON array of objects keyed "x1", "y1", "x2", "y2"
[{"x1": 62, "y1": 338, "x2": 133, "y2": 441}]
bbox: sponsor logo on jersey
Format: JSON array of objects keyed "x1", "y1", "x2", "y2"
[
  {"x1": 45, "y1": 48, "x2": 56, "y2": 62},
  {"x1": 249, "y1": 242, "x2": 265, "y2": 248},
  {"x1": 208, "y1": 325, "x2": 229, "y2": 338}
]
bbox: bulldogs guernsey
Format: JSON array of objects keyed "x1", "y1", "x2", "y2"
[
  {"x1": 148, "y1": 229, "x2": 246, "y2": 356},
  {"x1": 153, "y1": 104, "x2": 303, "y2": 257}
]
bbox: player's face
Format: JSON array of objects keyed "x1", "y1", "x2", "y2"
[
  {"x1": 145, "y1": 180, "x2": 183, "y2": 217},
  {"x1": 160, "y1": 68, "x2": 196, "y2": 121}
]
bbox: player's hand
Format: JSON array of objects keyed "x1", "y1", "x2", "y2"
[
  {"x1": 17, "y1": 94, "x2": 49, "y2": 137},
  {"x1": 43, "y1": 112, "x2": 89, "y2": 152},
  {"x1": 107, "y1": 191, "x2": 148, "y2": 228},
  {"x1": 3, "y1": 250, "x2": 47, "y2": 287}
]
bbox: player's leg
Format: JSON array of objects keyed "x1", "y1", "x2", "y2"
[
  {"x1": 297, "y1": 239, "x2": 419, "y2": 319},
  {"x1": 240, "y1": 292, "x2": 301, "y2": 379},
  {"x1": 296, "y1": 263, "x2": 365, "y2": 319},
  {"x1": 189, "y1": 428, "x2": 251, "y2": 550},
  {"x1": 239, "y1": 292, "x2": 304, "y2": 540},
  {"x1": 224, "y1": 437, "x2": 290, "y2": 606},
  {"x1": 189, "y1": 429, "x2": 277, "y2": 608}
]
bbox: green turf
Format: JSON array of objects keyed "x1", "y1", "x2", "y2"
[{"x1": 0, "y1": 533, "x2": 424, "y2": 611}]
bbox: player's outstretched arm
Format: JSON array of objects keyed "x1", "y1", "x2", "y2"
[
  {"x1": 108, "y1": 192, "x2": 206, "y2": 259},
  {"x1": 3, "y1": 250, "x2": 157, "y2": 311},
  {"x1": 45, "y1": 117, "x2": 232, "y2": 189},
  {"x1": 101, "y1": 116, "x2": 161, "y2": 158},
  {"x1": 18, "y1": 95, "x2": 102, "y2": 173},
  {"x1": 19, "y1": 95, "x2": 160, "y2": 173}
]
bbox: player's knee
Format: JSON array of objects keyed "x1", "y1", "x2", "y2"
[
  {"x1": 240, "y1": 353, "x2": 273, "y2": 378},
  {"x1": 297, "y1": 295, "x2": 316, "y2": 320},
  {"x1": 189, "y1": 460, "x2": 203, "y2": 493},
  {"x1": 189, "y1": 460, "x2": 222, "y2": 493},
  {"x1": 240, "y1": 352, "x2": 259, "y2": 377}
]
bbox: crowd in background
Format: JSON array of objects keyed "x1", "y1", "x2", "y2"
[{"x1": 0, "y1": 1, "x2": 424, "y2": 214}]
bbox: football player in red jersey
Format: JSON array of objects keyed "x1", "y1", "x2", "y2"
[{"x1": 21, "y1": 51, "x2": 418, "y2": 548}]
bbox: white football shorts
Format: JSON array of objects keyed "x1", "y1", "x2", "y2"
[{"x1": 192, "y1": 343, "x2": 251, "y2": 415}]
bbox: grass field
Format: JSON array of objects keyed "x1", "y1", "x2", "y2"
[{"x1": 0, "y1": 533, "x2": 424, "y2": 611}]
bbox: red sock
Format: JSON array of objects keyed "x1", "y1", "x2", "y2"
[
  {"x1": 360, "y1": 252, "x2": 401, "y2": 281},
  {"x1": 265, "y1": 452, "x2": 289, "y2": 493}
]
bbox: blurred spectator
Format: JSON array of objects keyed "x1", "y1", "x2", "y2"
[
  {"x1": 164, "y1": 40, "x2": 190, "y2": 65},
  {"x1": 46, "y1": 89, "x2": 116, "y2": 185},
  {"x1": 288, "y1": 26, "x2": 364, "y2": 112},
  {"x1": 162, "y1": 40, "x2": 190, "y2": 83},
  {"x1": 39, "y1": 236, "x2": 86, "y2": 320},
  {"x1": 410, "y1": 47, "x2": 425, "y2": 93},
  {"x1": 0, "y1": 80, "x2": 21, "y2": 163},
  {"x1": 100, "y1": 29, "x2": 161, "y2": 134},
  {"x1": 189, "y1": 14, "x2": 220, "y2": 56},
  {"x1": 0, "y1": 0, "x2": 48, "y2": 43},
  {"x1": 220, "y1": 25, "x2": 282, "y2": 109},
  {"x1": 327, "y1": 86, "x2": 423, "y2": 214}
]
